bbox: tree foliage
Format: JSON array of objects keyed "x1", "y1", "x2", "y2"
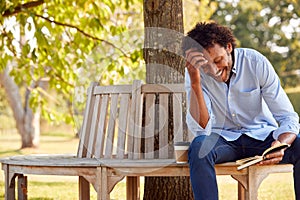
[
  {"x1": 0, "y1": 0, "x2": 145, "y2": 125},
  {"x1": 211, "y1": 0, "x2": 300, "y2": 88},
  {"x1": 183, "y1": 0, "x2": 218, "y2": 31}
]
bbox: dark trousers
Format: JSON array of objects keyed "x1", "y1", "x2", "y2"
[{"x1": 188, "y1": 132, "x2": 300, "y2": 200}]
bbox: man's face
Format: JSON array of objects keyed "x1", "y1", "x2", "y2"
[{"x1": 202, "y1": 43, "x2": 233, "y2": 82}]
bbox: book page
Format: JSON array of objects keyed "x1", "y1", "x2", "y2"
[
  {"x1": 237, "y1": 156, "x2": 263, "y2": 170},
  {"x1": 236, "y1": 155, "x2": 261, "y2": 165}
]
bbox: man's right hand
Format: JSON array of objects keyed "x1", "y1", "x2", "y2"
[{"x1": 185, "y1": 48, "x2": 208, "y2": 84}]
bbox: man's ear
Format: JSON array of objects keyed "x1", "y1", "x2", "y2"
[{"x1": 226, "y1": 43, "x2": 233, "y2": 53}]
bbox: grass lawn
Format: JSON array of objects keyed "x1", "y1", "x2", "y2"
[{"x1": 0, "y1": 131, "x2": 295, "y2": 200}]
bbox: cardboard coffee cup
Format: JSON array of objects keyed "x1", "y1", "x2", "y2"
[{"x1": 174, "y1": 141, "x2": 190, "y2": 163}]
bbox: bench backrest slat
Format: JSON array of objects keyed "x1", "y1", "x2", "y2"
[
  {"x1": 144, "y1": 93, "x2": 155, "y2": 159},
  {"x1": 94, "y1": 94, "x2": 109, "y2": 158},
  {"x1": 158, "y1": 93, "x2": 169, "y2": 159},
  {"x1": 86, "y1": 94, "x2": 101, "y2": 158},
  {"x1": 78, "y1": 82, "x2": 98, "y2": 158},
  {"x1": 116, "y1": 93, "x2": 131, "y2": 159},
  {"x1": 127, "y1": 81, "x2": 140, "y2": 159},
  {"x1": 132, "y1": 80, "x2": 143, "y2": 159},
  {"x1": 173, "y1": 93, "x2": 183, "y2": 143},
  {"x1": 104, "y1": 94, "x2": 119, "y2": 158}
]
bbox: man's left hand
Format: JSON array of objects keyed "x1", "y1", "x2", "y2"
[{"x1": 259, "y1": 140, "x2": 285, "y2": 165}]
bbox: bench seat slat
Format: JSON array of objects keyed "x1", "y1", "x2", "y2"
[{"x1": 0, "y1": 155, "x2": 101, "y2": 167}]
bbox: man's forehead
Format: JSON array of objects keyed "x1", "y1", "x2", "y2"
[{"x1": 205, "y1": 45, "x2": 226, "y2": 58}]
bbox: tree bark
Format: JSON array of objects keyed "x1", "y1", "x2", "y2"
[
  {"x1": 0, "y1": 66, "x2": 40, "y2": 148},
  {"x1": 143, "y1": 0, "x2": 194, "y2": 199}
]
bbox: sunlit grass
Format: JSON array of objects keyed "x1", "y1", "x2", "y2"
[{"x1": 0, "y1": 131, "x2": 295, "y2": 200}]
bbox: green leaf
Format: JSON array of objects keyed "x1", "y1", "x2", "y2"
[
  {"x1": 22, "y1": 43, "x2": 31, "y2": 56},
  {"x1": 107, "y1": 63, "x2": 115, "y2": 71}
]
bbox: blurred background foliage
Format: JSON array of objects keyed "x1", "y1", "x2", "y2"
[
  {"x1": 0, "y1": 0, "x2": 299, "y2": 138},
  {"x1": 210, "y1": 0, "x2": 300, "y2": 88}
]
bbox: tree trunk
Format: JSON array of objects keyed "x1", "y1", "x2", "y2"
[
  {"x1": 143, "y1": 0, "x2": 194, "y2": 199},
  {"x1": 0, "y1": 66, "x2": 40, "y2": 148}
]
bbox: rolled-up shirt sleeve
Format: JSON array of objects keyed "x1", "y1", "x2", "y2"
[
  {"x1": 185, "y1": 69, "x2": 213, "y2": 137},
  {"x1": 272, "y1": 115, "x2": 300, "y2": 139}
]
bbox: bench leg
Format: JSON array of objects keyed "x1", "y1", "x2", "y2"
[
  {"x1": 126, "y1": 176, "x2": 140, "y2": 200},
  {"x1": 231, "y1": 175, "x2": 248, "y2": 200},
  {"x1": 17, "y1": 174, "x2": 27, "y2": 200},
  {"x1": 3, "y1": 164, "x2": 16, "y2": 200},
  {"x1": 248, "y1": 167, "x2": 269, "y2": 200},
  {"x1": 238, "y1": 183, "x2": 246, "y2": 200},
  {"x1": 103, "y1": 167, "x2": 111, "y2": 200},
  {"x1": 79, "y1": 176, "x2": 90, "y2": 200},
  {"x1": 5, "y1": 177, "x2": 15, "y2": 200},
  {"x1": 92, "y1": 167, "x2": 102, "y2": 200}
]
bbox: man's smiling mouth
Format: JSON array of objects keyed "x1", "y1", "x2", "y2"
[{"x1": 216, "y1": 69, "x2": 223, "y2": 77}]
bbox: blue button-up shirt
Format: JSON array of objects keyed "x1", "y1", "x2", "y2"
[{"x1": 185, "y1": 48, "x2": 299, "y2": 141}]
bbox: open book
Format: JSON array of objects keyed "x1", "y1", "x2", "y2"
[{"x1": 236, "y1": 143, "x2": 290, "y2": 170}]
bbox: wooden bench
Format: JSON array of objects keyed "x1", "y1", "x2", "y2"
[{"x1": 1, "y1": 80, "x2": 293, "y2": 200}]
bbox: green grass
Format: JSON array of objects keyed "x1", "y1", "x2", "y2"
[{"x1": 0, "y1": 131, "x2": 295, "y2": 200}]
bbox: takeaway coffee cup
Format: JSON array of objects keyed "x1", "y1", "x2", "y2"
[{"x1": 174, "y1": 141, "x2": 190, "y2": 163}]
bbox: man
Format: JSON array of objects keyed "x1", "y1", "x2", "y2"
[{"x1": 183, "y1": 21, "x2": 300, "y2": 200}]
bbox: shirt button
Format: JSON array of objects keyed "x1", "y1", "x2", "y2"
[{"x1": 232, "y1": 113, "x2": 236, "y2": 117}]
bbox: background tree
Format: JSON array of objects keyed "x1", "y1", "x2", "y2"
[
  {"x1": 142, "y1": 0, "x2": 193, "y2": 198},
  {"x1": 142, "y1": 0, "x2": 192, "y2": 198}
]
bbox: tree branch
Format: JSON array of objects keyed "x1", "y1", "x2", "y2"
[
  {"x1": 34, "y1": 14, "x2": 130, "y2": 57},
  {"x1": 3, "y1": 0, "x2": 45, "y2": 17}
]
